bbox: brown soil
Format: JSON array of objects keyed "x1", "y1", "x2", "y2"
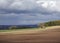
[{"x1": 0, "y1": 26, "x2": 60, "y2": 43}]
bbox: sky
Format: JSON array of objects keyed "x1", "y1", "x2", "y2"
[{"x1": 0, "y1": 0, "x2": 60, "y2": 25}]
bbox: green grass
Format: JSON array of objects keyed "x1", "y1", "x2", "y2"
[
  {"x1": 0, "y1": 27, "x2": 47, "y2": 33},
  {"x1": 0, "y1": 28, "x2": 39, "y2": 32},
  {"x1": 0, "y1": 30, "x2": 13, "y2": 32}
]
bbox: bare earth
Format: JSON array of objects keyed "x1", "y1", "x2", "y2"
[{"x1": 0, "y1": 26, "x2": 60, "y2": 43}]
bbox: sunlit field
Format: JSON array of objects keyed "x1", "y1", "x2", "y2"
[
  {"x1": 0, "y1": 26, "x2": 60, "y2": 43},
  {"x1": 0, "y1": 26, "x2": 60, "y2": 34},
  {"x1": 0, "y1": 28, "x2": 45, "y2": 34}
]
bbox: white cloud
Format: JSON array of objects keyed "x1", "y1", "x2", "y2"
[
  {"x1": 0, "y1": 0, "x2": 60, "y2": 16},
  {"x1": 36, "y1": 0, "x2": 56, "y2": 10},
  {"x1": 0, "y1": 0, "x2": 59, "y2": 12}
]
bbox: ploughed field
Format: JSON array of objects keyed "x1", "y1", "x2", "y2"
[{"x1": 0, "y1": 26, "x2": 60, "y2": 43}]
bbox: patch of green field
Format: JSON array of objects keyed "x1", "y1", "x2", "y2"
[
  {"x1": 0, "y1": 30, "x2": 13, "y2": 32},
  {"x1": 0, "y1": 28, "x2": 39, "y2": 32}
]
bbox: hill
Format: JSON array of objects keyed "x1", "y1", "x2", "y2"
[
  {"x1": 45, "y1": 20, "x2": 60, "y2": 27},
  {"x1": 38, "y1": 20, "x2": 60, "y2": 28}
]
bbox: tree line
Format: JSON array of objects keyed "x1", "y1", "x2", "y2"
[
  {"x1": 45, "y1": 20, "x2": 60, "y2": 27},
  {"x1": 38, "y1": 20, "x2": 60, "y2": 28}
]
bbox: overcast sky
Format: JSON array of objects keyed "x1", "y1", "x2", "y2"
[{"x1": 0, "y1": 0, "x2": 60, "y2": 25}]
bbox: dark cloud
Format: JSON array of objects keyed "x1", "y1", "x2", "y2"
[{"x1": 0, "y1": 0, "x2": 60, "y2": 25}]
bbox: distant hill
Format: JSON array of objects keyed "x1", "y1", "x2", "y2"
[{"x1": 0, "y1": 25, "x2": 37, "y2": 30}]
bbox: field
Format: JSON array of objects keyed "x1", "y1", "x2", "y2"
[{"x1": 0, "y1": 26, "x2": 60, "y2": 43}]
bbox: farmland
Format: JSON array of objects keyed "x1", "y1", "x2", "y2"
[{"x1": 0, "y1": 26, "x2": 60, "y2": 43}]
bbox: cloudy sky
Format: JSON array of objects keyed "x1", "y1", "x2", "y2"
[{"x1": 0, "y1": 0, "x2": 60, "y2": 25}]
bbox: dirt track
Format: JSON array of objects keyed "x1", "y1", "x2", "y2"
[{"x1": 0, "y1": 26, "x2": 60, "y2": 43}]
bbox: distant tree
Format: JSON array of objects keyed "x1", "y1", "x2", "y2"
[
  {"x1": 9, "y1": 26, "x2": 17, "y2": 30},
  {"x1": 40, "y1": 23, "x2": 45, "y2": 28},
  {"x1": 38, "y1": 23, "x2": 45, "y2": 29}
]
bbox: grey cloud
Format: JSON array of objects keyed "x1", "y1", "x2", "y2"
[
  {"x1": 0, "y1": 0, "x2": 59, "y2": 15},
  {"x1": 0, "y1": 13, "x2": 60, "y2": 25},
  {"x1": 0, "y1": 0, "x2": 60, "y2": 25}
]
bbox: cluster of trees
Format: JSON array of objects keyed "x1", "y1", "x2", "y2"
[
  {"x1": 44, "y1": 20, "x2": 60, "y2": 27},
  {"x1": 38, "y1": 20, "x2": 60, "y2": 28}
]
